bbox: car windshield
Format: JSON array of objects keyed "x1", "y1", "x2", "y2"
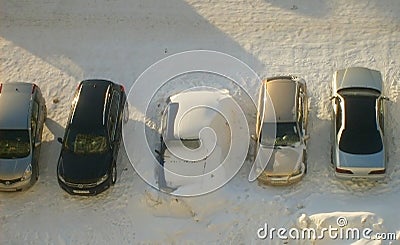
[
  {"x1": 339, "y1": 94, "x2": 382, "y2": 154},
  {"x1": 181, "y1": 139, "x2": 201, "y2": 149},
  {"x1": 0, "y1": 130, "x2": 30, "y2": 159},
  {"x1": 261, "y1": 122, "x2": 300, "y2": 147},
  {"x1": 65, "y1": 128, "x2": 109, "y2": 154}
]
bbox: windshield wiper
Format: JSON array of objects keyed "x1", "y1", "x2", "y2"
[
  {"x1": 260, "y1": 144, "x2": 279, "y2": 149},
  {"x1": 275, "y1": 144, "x2": 296, "y2": 148}
]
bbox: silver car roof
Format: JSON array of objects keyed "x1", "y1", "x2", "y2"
[
  {"x1": 334, "y1": 67, "x2": 382, "y2": 92},
  {"x1": 0, "y1": 82, "x2": 33, "y2": 129}
]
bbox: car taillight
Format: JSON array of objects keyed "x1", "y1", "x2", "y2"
[
  {"x1": 31, "y1": 84, "x2": 37, "y2": 94},
  {"x1": 369, "y1": 169, "x2": 386, "y2": 175},
  {"x1": 335, "y1": 167, "x2": 353, "y2": 174},
  {"x1": 120, "y1": 85, "x2": 125, "y2": 92}
]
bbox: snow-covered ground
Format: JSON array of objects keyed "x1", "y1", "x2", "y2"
[{"x1": 1, "y1": 0, "x2": 400, "y2": 244}]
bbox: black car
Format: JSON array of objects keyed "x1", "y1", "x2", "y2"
[{"x1": 57, "y1": 79, "x2": 127, "y2": 195}]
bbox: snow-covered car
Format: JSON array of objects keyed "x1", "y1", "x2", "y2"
[
  {"x1": 254, "y1": 76, "x2": 309, "y2": 185},
  {"x1": 331, "y1": 67, "x2": 388, "y2": 179},
  {"x1": 0, "y1": 83, "x2": 47, "y2": 191},
  {"x1": 156, "y1": 89, "x2": 234, "y2": 191}
]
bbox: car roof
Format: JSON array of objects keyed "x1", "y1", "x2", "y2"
[
  {"x1": 338, "y1": 93, "x2": 382, "y2": 154},
  {"x1": 165, "y1": 89, "x2": 232, "y2": 140},
  {"x1": 264, "y1": 78, "x2": 297, "y2": 122},
  {"x1": 69, "y1": 80, "x2": 114, "y2": 129},
  {"x1": 334, "y1": 67, "x2": 382, "y2": 93},
  {"x1": 0, "y1": 82, "x2": 35, "y2": 129}
]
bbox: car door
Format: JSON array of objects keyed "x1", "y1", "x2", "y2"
[
  {"x1": 108, "y1": 88, "x2": 122, "y2": 162},
  {"x1": 30, "y1": 100, "x2": 41, "y2": 177},
  {"x1": 297, "y1": 82, "x2": 308, "y2": 136},
  {"x1": 296, "y1": 83, "x2": 308, "y2": 169},
  {"x1": 256, "y1": 82, "x2": 267, "y2": 140},
  {"x1": 297, "y1": 85, "x2": 304, "y2": 136},
  {"x1": 301, "y1": 83, "x2": 308, "y2": 132},
  {"x1": 331, "y1": 96, "x2": 342, "y2": 165},
  {"x1": 377, "y1": 97, "x2": 385, "y2": 134},
  {"x1": 254, "y1": 82, "x2": 267, "y2": 159},
  {"x1": 36, "y1": 90, "x2": 46, "y2": 143}
]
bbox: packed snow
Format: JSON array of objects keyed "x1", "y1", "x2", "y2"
[{"x1": 1, "y1": 0, "x2": 400, "y2": 244}]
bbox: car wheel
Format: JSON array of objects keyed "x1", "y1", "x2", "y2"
[
  {"x1": 111, "y1": 164, "x2": 117, "y2": 185},
  {"x1": 303, "y1": 152, "x2": 307, "y2": 174},
  {"x1": 36, "y1": 164, "x2": 39, "y2": 180},
  {"x1": 31, "y1": 163, "x2": 39, "y2": 185}
]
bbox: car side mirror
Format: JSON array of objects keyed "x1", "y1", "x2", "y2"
[
  {"x1": 329, "y1": 95, "x2": 336, "y2": 100},
  {"x1": 155, "y1": 149, "x2": 161, "y2": 155},
  {"x1": 34, "y1": 142, "x2": 41, "y2": 148},
  {"x1": 304, "y1": 134, "x2": 310, "y2": 141},
  {"x1": 57, "y1": 137, "x2": 63, "y2": 144},
  {"x1": 250, "y1": 134, "x2": 258, "y2": 142}
]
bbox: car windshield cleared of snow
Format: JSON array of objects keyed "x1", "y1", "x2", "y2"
[
  {"x1": 0, "y1": 130, "x2": 30, "y2": 159},
  {"x1": 65, "y1": 128, "x2": 108, "y2": 154},
  {"x1": 261, "y1": 122, "x2": 300, "y2": 147},
  {"x1": 339, "y1": 94, "x2": 382, "y2": 154}
]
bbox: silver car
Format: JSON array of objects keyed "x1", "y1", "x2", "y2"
[
  {"x1": 331, "y1": 67, "x2": 387, "y2": 179},
  {"x1": 255, "y1": 76, "x2": 309, "y2": 185},
  {"x1": 0, "y1": 83, "x2": 47, "y2": 191}
]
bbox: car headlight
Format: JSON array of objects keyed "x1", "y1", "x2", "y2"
[
  {"x1": 96, "y1": 174, "x2": 109, "y2": 185},
  {"x1": 58, "y1": 174, "x2": 66, "y2": 184},
  {"x1": 57, "y1": 158, "x2": 66, "y2": 183},
  {"x1": 292, "y1": 163, "x2": 302, "y2": 176},
  {"x1": 21, "y1": 164, "x2": 32, "y2": 181},
  {"x1": 292, "y1": 169, "x2": 301, "y2": 176}
]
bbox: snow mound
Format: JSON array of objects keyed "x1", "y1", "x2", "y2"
[{"x1": 297, "y1": 212, "x2": 384, "y2": 230}]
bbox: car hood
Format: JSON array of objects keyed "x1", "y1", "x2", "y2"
[
  {"x1": 338, "y1": 150, "x2": 385, "y2": 168},
  {"x1": 58, "y1": 150, "x2": 112, "y2": 183},
  {"x1": 259, "y1": 145, "x2": 304, "y2": 175},
  {"x1": 0, "y1": 156, "x2": 31, "y2": 180}
]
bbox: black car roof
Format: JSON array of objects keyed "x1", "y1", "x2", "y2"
[
  {"x1": 339, "y1": 93, "x2": 382, "y2": 154},
  {"x1": 70, "y1": 80, "x2": 114, "y2": 129}
]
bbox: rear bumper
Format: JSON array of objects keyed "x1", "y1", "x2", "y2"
[
  {"x1": 334, "y1": 171, "x2": 386, "y2": 180},
  {"x1": 57, "y1": 177, "x2": 111, "y2": 196}
]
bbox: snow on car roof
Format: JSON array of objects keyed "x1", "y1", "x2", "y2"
[{"x1": 166, "y1": 89, "x2": 232, "y2": 140}]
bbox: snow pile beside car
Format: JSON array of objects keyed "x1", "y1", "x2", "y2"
[
  {"x1": 295, "y1": 212, "x2": 389, "y2": 243},
  {"x1": 297, "y1": 212, "x2": 384, "y2": 230}
]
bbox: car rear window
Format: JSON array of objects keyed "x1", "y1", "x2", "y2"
[{"x1": 0, "y1": 130, "x2": 30, "y2": 159}]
